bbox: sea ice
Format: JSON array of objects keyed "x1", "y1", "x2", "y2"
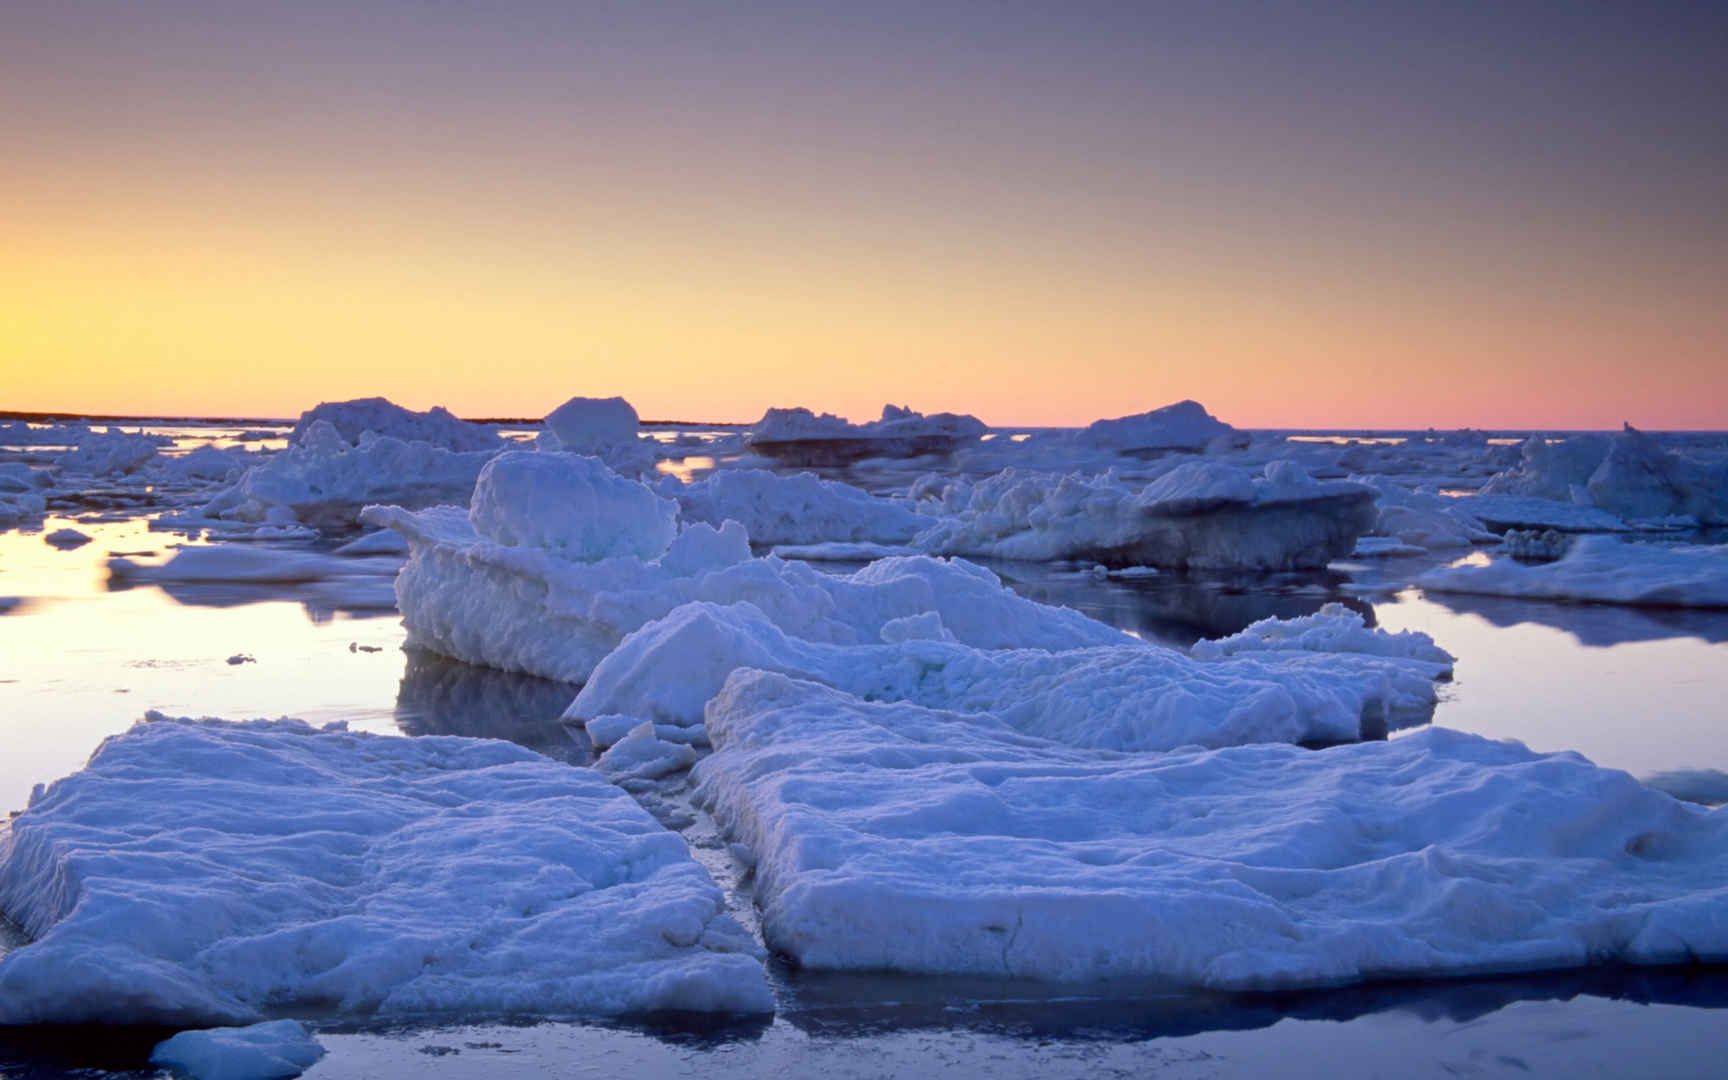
[
  {"x1": 289, "y1": 398, "x2": 502, "y2": 452},
  {"x1": 912, "y1": 461, "x2": 1375, "y2": 569},
  {"x1": 692, "y1": 669, "x2": 1728, "y2": 989},
  {"x1": 744, "y1": 404, "x2": 986, "y2": 466},
  {"x1": 201, "y1": 420, "x2": 496, "y2": 527},
  {"x1": 668, "y1": 469, "x2": 932, "y2": 546},
  {"x1": 365, "y1": 479, "x2": 1124, "y2": 683},
  {"x1": 150, "y1": 1020, "x2": 326, "y2": 1080},
  {"x1": 107, "y1": 545, "x2": 402, "y2": 586},
  {"x1": 0, "y1": 715, "x2": 771, "y2": 1026},
  {"x1": 1417, "y1": 536, "x2": 1728, "y2": 609},
  {"x1": 470, "y1": 451, "x2": 677, "y2": 562},
  {"x1": 1073, "y1": 399, "x2": 1239, "y2": 454},
  {"x1": 567, "y1": 600, "x2": 1449, "y2": 751}
]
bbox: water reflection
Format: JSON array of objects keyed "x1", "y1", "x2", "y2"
[
  {"x1": 393, "y1": 648, "x2": 590, "y2": 764},
  {"x1": 775, "y1": 963, "x2": 1728, "y2": 1041},
  {"x1": 980, "y1": 560, "x2": 1374, "y2": 647},
  {"x1": 1423, "y1": 590, "x2": 1728, "y2": 647}
]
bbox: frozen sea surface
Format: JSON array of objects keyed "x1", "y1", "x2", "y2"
[{"x1": 2, "y1": 423, "x2": 1726, "y2": 1078}]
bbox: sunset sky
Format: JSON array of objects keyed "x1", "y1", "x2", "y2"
[{"x1": 4, "y1": 2, "x2": 1726, "y2": 429}]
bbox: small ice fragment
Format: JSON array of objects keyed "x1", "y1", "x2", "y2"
[
  {"x1": 45, "y1": 528, "x2": 92, "y2": 549},
  {"x1": 226, "y1": 654, "x2": 255, "y2": 665},
  {"x1": 149, "y1": 1020, "x2": 326, "y2": 1080}
]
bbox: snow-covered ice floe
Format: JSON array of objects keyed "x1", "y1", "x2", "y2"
[
  {"x1": 1072, "y1": 399, "x2": 1243, "y2": 455},
  {"x1": 289, "y1": 397, "x2": 503, "y2": 453},
  {"x1": 569, "y1": 600, "x2": 1451, "y2": 751},
  {"x1": 1417, "y1": 537, "x2": 1728, "y2": 609},
  {"x1": 666, "y1": 469, "x2": 932, "y2": 546},
  {"x1": 150, "y1": 1020, "x2": 326, "y2": 1080},
  {"x1": 1448, "y1": 494, "x2": 1631, "y2": 534},
  {"x1": 911, "y1": 460, "x2": 1376, "y2": 570},
  {"x1": 692, "y1": 669, "x2": 1728, "y2": 990},
  {"x1": 0, "y1": 715, "x2": 770, "y2": 1027},
  {"x1": 1479, "y1": 426, "x2": 1728, "y2": 525},
  {"x1": 744, "y1": 404, "x2": 986, "y2": 466},
  {"x1": 201, "y1": 419, "x2": 496, "y2": 528},
  {"x1": 363, "y1": 452, "x2": 1124, "y2": 683}
]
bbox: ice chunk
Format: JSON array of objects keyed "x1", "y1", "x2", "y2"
[
  {"x1": 1353, "y1": 477, "x2": 1496, "y2": 551},
  {"x1": 1479, "y1": 435, "x2": 1610, "y2": 502},
  {"x1": 44, "y1": 527, "x2": 92, "y2": 549},
  {"x1": 670, "y1": 469, "x2": 932, "y2": 546},
  {"x1": 543, "y1": 395, "x2": 639, "y2": 452},
  {"x1": 469, "y1": 451, "x2": 677, "y2": 563},
  {"x1": 913, "y1": 462, "x2": 1375, "y2": 569},
  {"x1": 1587, "y1": 424, "x2": 1725, "y2": 524},
  {"x1": 594, "y1": 722, "x2": 701, "y2": 783},
  {"x1": 332, "y1": 529, "x2": 412, "y2": 556},
  {"x1": 150, "y1": 1021, "x2": 325, "y2": 1080},
  {"x1": 54, "y1": 430, "x2": 160, "y2": 475},
  {"x1": 745, "y1": 405, "x2": 986, "y2": 466},
  {"x1": 1190, "y1": 603, "x2": 1453, "y2": 666},
  {"x1": 1501, "y1": 528, "x2": 1573, "y2": 562},
  {"x1": 0, "y1": 716, "x2": 771, "y2": 1025},
  {"x1": 568, "y1": 601, "x2": 1448, "y2": 750},
  {"x1": 289, "y1": 398, "x2": 502, "y2": 452},
  {"x1": 1417, "y1": 536, "x2": 1728, "y2": 608},
  {"x1": 1448, "y1": 494, "x2": 1631, "y2": 534},
  {"x1": 1076, "y1": 400, "x2": 1237, "y2": 453},
  {"x1": 365, "y1": 501, "x2": 1124, "y2": 683},
  {"x1": 201, "y1": 425, "x2": 496, "y2": 528},
  {"x1": 692, "y1": 670, "x2": 1728, "y2": 990}
]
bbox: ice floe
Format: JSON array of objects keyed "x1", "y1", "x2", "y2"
[
  {"x1": 745, "y1": 405, "x2": 986, "y2": 466},
  {"x1": 289, "y1": 398, "x2": 502, "y2": 453},
  {"x1": 911, "y1": 461, "x2": 1375, "y2": 569},
  {"x1": 200, "y1": 420, "x2": 496, "y2": 527},
  {"x1": 568, "y1": 600, "x2": 1449, "y2": 751},
  {"x1": 692, "y1": 669, "x2": 1728, "y2": 990},
  {"x1": 150, "y1": 1021, "x2": 326, "y2": 1080},
  {"x1": 1417, "y1": 537, "x2": 1728, "y2": 609},
  {"x1": 0, "y1": 715, "x2": 771, "y2": 1026},
  {"x1": 1074, "y1": 399, "x2": 1240, "y2": 455},
  {"x1": 668, "y1": 469, "x2": 931, "y2": 546}
]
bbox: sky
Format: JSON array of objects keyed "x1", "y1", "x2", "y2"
[{"x1": 3, "y1": 1, "x2": 1726, "y2": 429}]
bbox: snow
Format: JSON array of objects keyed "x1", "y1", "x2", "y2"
[
  {"x1": 200, "y1": 422, "x2": 497, "y2": 527},
  {"x1": 692, "y1": 669, "x2": 1728, "y2": 990},
  {"x1": 1189, "y1": 603, "x2": 1454, "y2": 667},
  {"x1": 365, "y1": 495, "x2": 1125, "y2": 683},
  {"x1": 288, "y1": 398, "x2": 502, "y2": 452},
  {"x1": 469, "y1": 451, "x2": 678, "y2": 563},
  {"x1": 1479, "y1": 434, "x2": 1610, "y2": 503},
  {"x1": 568, "y1": 600, "x2": 1449, "y2": 751},
  {"x1": 1352, "y1": 477, "x2": 1496, "y2": 550},
  {"x1": 1075, "y1": 400, "x2": 1237, "y2": 453},
  {"x1": 1476, "y1": 427, "x2": 1727, "y2": 526},
  {"x1": 166, "y1": 444, "x2": 251, "y2": 481},
  {"x1": 594, "y1": 721, "x2": 702, "y2": 784},
  {"x1": 668, "y1": 469, "x2": 932, "y2": 546},
  {"x1": 0, "y1": 715, "x2": 771, "y2": 1026},
  {"x1": 1417, "y1": 537, "x2": 1728, "y2": 609},
  {"x1": 150, "y1": 1021, "x2": 326, "y2": 1080},
  {"x1": 911, "y1": 462, "x2": 1376, "y2": 569}
]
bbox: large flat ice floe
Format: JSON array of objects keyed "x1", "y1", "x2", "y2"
[
  {"x1": 569, "y1": 600, "x2": 1451, "y2": 751},
  {"x1": 1417, "y1": 537, "x2": 1728, "y2": 609},
  {"x1": 0, "y1": 716, "x2": 770, "y2": 1027},
  {"x1": 364, "y1": 452, "x2": 1124, "y2": 682},
  {"x1": 912, "y1": 460, "x2": 1376, "y2": 569},
  {"x1": 693, "y1": 670, "x2": 1728, "y2": 990}
]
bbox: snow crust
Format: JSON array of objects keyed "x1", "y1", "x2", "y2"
[
  {"x1": 568, "y1": 600, "x2": 1449, "y2": 751},
  {"x1": 692, "y1": 669, "x2": 1728, "y2": 990},
  {"x1": 0, "y1": 716, "x2": 771, "y2": 1026},
  {"x1": 1418, "y1": 537, "x2": 1728, "y2": 609},
  {"x1": 288, "y1": 398, "x2": 502, "y2": 452},
  {"x1": 150, "y1": 1021, "x2": 326, "y2": 1080}
]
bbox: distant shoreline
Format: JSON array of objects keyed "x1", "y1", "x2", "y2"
[{"x1": 0, "y1": 409, "x2": 748, "y2": 429}]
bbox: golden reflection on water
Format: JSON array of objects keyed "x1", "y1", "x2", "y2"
[{"x1": 656, "y1": 455, "x2": 716, "y2": 484}]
